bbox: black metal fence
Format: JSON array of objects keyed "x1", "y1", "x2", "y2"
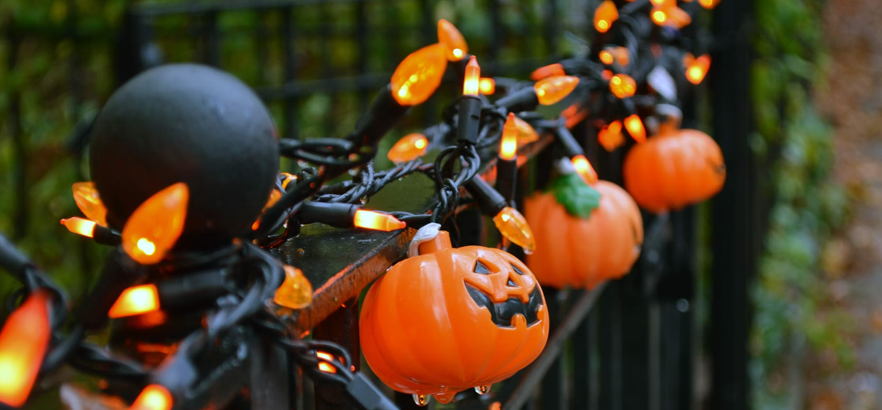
[{"x1": 3, "y1": 0, "x2": 757, "y2": 409}]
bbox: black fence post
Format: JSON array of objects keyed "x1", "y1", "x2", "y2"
[{"x1": 709, "y1": 0, "x2": 755, "y2": 409}]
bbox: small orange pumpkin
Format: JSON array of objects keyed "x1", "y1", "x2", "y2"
[
  {"x1": 526, "y1": 172, "x2": 643, "y2": 289},
  {"x1": 360, "y1": 226, "x2": 549, "y2": 404},
  {"x1": 622, "y1": 118, "x2": 725, "y2": 213}
]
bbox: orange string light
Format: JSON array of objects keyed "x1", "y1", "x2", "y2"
[
  {"x1": 0, "y1": 291, "x2": 51, "y2": 408},
  {"x1": 594, "y1": 1, "x2": 619, "y2": 33},
  {"x1": 121, "y1": 183, "x2": 189, "y2": 265},
  {"x1": 686, "y1": 54, "x2": 711, "y2": 85},
  {"x1": 108, "y1": 284, "x2": 160, "y2": 318},
  {"x1": 353, "y1": 210, "x2": 406, "y2": 231},
  {"x1": 499, "y1": 113, "x2": 518, "y2": 160},
  {"x1": 534, "y1": 76, "x2": 580, "y2": 105},
  {"x1": 624, "y1": 114, "x2": 647, "y2": 143},
  {"x1": 61, "y1": 217, "x2": 96, "y2": 238},
  {"x1": 72, "y1": 182, "x2": 108, "y2": 226},
  {"x1": 463, "y1": 56, "x2": 481, "y2": 96},
  {"x1": 391, "y1": 43, "x2": 447, "y2": 106},
  {"x1": 530, "y1": 63, "x2": 565, "y2": 81},
  {"x1": 437, "y1": 19, "x2": 468, "y2": 61},
  {"x1": 388, "y1": 133, "x2": 429, "y2": 164},
  {"x1": 609, "y1": 74, "x2": 637, "y2": 99},
  {"x1": 130, "y1": 385, "x2": 173, "y2": 410},
  {"x1": 571, "y1": 155, "x2": 598, "y2": 185},
  {"x1": 479, "y1": 78, "x2": 495, "y2": 95}
]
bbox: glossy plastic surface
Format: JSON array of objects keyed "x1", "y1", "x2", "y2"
[
  {"x1": 526, "y1": 181, "x2": 643, "y2": 289},
  {"x1": 0, "y1": 291, "x2": 51, "y2": 408},
  {"x1": 623, "y1": 128, "x2": 726, "y2": 213},
  {"x1": 437, "y1": 19, "x2": 468, "y2": 61},
  {"x1": 121, "y1": 183, "x2": 188, "y2": 265},
  {"x1": 360, "y1": 231, "x2": 549, "y2": 402},
  {"x1": 391, "y1": 44, "x2": 447, "y2": 106},
  {"x1": 72, "y1": 182, "x2": 108, "y2": 226}
]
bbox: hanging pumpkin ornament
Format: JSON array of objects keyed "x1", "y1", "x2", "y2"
[
  {"x1": 526, "y1": 160, "x2": 643, "y2": 289},
  {"x1": 360, "y1": 224, "x2": 549, "y2": 404},
  {"x1": 623, "y1": 105, "x2": 726, "y2": 213}
]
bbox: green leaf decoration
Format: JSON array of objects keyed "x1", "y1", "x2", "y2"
[{"x1": 547, "y1": 173, "x2": 601, "y2": 219}]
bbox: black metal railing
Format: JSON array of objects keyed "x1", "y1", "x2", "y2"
[{"x1": 0, "y1": 0, "x2": 758, "y2": 409}]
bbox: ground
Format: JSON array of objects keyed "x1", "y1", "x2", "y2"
[{"x1": 808, "y1": 0, "x2": 882, "y2": 408}]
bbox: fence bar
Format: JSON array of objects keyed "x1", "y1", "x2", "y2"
[
  {"x1": 570, "y1": 291, "x2": 592, "y2": 410},
  {"x1": 709, "y1": 0, "x2": 755, "y2": 409},
  {"x1": 539, "y1": 288, "x2": 564, "y2": 410},
  {"x1": 503, "y1": 284, "x2": 606, "y2": 410},
  {"x1": 313, "y1": 300, "x2": 360, "y2": 410}
]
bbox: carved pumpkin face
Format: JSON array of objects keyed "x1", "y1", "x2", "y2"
[
  {"x1": 526, "y1": 178, "x2": 643, "y2": 289},
  {"x1": 360, "y1": 231, "x2": 549, "y2": 404},
  {"x1": 623, "y1": 128, "x2": 725, "y2": 213}
]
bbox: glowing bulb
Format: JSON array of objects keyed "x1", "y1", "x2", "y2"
[
  {"x1": 72, "y1": 182, "x2": 107, "y2": 226},
  {"x1": 602, "y1": 69, "x2": 613, "y2": 80},
  {"x1": 599, "y1": 50, "x2": 614, "y2": 65},
  {"x1": 606, "y1": 46, "x2": 630, "y2": 67},
  {"x1": 534, "y1": 75, "x2": 579, "y2": 105},
  {"x1": 263, "y1": 189, "x2": 282, "y2": 212},
  {"x1": 598, "y1": 121, "x2": 625, "y2": 152},
  {"x1": 437, "y1": 19, "x2": 469, "y2": 61},
  {"x1": 594, "y1": 1, "x2": 619, "y2": 34},
  {"x1": 280, "y1": 172, "x2": 298, "y2": 190},
  {"x1": 530, "y1": 63, "x2": 565, "y2": 81},
  {"x1": 609, "y1": 74, "x2": 637, "y2": 98},
  {"x1": 316, "y1": 352, "x2": 335, "y2": 362},
  {"x1": 463, "y1": 56, "x2": 481, "y2": 96},
  {"x1": 274, "y1": 265, "x2": 313, "y2": 310},
  {"x1": 318, "y1": 362, "x2": 337, "y2": 374},
  {"x1": 624, "y1": 114, "x2": 646, "y2": 143},
  {"x1": 652, "y1": 10, "x2": 667, "y2": 24},
  {"x1": 387, "y1": 133, "x2": 429, "y2": 164},
  {"x1": 499, "y1": 113, "x2": 518, "y2": 161},
  {"x1": 493, "y1": 207, "x2": 535, "y2": 254},
  {"x1": 650, "y1": 0, "x2": 669, "y2": 5},
  {"x1": 121, "y1": 183, "x2": 188, "y2": 265},
  {"x1": 108, "y1": 284, "x2": 160, "y2": 318},
  {"x1": 571, "y1": 155, "x2": 598, "y2": 184},
  {"x1": 479, "y1": 78, "x2": 495, "y2": 95},
  {"x1": 131, "y1": 385, "x2": 172, "y2": 410},
  {"x1": 61, "y1": 217, "x2": 96, "y2": 238},
  {"x1": 699, "y1": 0, "x2": 721, "y2": 9},
  {"x1": 0, "y1": 291, "x2": 50, "y2": 408},
  {"x1": 512, "y1": 116, "x2": 539, "y2": 145},
  {"x1": 686, "y1": 54, "x2": 711, "y2": 85},
  {"x1": 353, "y1": 210, "x2": 406, "y2": 231},
  {"x1": 391, "y1": 43, "x2": 447, "y2": 106}
]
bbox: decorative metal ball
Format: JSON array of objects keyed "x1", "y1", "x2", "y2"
[{"x1": 90, "y1": 64, "x2": 279, "y2": 249}]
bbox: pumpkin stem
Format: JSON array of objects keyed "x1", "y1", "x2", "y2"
[
  {"x1": 418, "y1": 231, "x2": 452, "y2": 255},
  {"x1": 547, "y1": 172, "x2": 601, "y2": 219}
]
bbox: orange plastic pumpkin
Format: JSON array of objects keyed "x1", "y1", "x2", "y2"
[
  {"x1": 526, "y1": 172, "x2": 643, "y2": 289},
  {"x1": 360, "y1": 227, "x2": 549, "y2": 404},
  {"x1": 623, "y1": 116, "x2": 725, "y2": 213}
]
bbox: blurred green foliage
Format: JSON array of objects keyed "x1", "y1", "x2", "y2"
[{"x1": 750, "y1": 0, "x2": 850, "y2": 407}]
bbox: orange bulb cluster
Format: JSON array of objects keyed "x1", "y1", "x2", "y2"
[
  {"x1": 598, "y1": 121, "x2": 625, "y2": 151},
  {"x1": 391, "y1": 43, "x2": 447, "y2": 106}
]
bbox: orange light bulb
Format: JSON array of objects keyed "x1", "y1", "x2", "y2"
[
  {"x1": 686, "y1": 54, "x2": 711, "y2": 85},
  {"x1": 273, "y1": 265, "x2": 313, "y2": 310},
  {"x1": 652, "y1": 9, "x2": 667, "y2": 24},
  {"x1": 72, "y1": 182, "x2": 108, "y2": 226},
  {"x1": 499, "y1": 113, "x2": 518, "y2": 161},
  {"x1": 534, "y1": 75, "x2": 580, "y2": 105},
  {"x1": 653, "y1": 5, "x2": 691, "y2": 28},
  {"x1": 598, "y1": 121, "x2": 625, "y2": 152},
  {"x1": 607, "y1": 46, "x2": 631, "y2": 67},
  {"x1": 463, "y1": 56, "x2": 481, "y2": 96},
  {"x1": 264, "y1": 189, "x2": 282, "y2": 212},
  {"x1": 437, "y1": 19, "x2": 468, "y2": 61},
  {"x1": 479, "y1": 78, "x2": 495, "y2": 95},
  {"x1": 280, "y1": 172, "x2": 298, "y2": 190},
  {"x1": 0, "y1": 291, "x2": 50, "y2": 408},
  {"x1": 599, "y1": 50, "x2": 614, "y2": 65},
  {"x1": 131, "y1": 385, "x2": 172, "y2": 410},
  {"x1": 594, "y1": 1, "x2": 619, "y2": 33},
  {"x1": 318, "y1": 362, "x2": 337, "y2": 374},
  {"x1": 492, "y1": 207, "x2": 535, "y2": 254},
  {"x1": 609, "y1": 74, "x2": 637, "y2": 98},
  {"x1": 513, "y1": 116, "x2": 540, "y2": 145},
  {"x1": 530, "y1": 63, "x2": 565, "y2": 81},
  {"x1": 61, "y1": 217, "x2": 96, "y2": 238},
  {"x1": 353, "y1": 210, "x2": 406, "y2": 232},
  {"x1": 108, "y1": 284, "x2": 160, "y2": 318},
  {"x1": 624, "y1": 114, "x2": 646, "y2": 143},
  {"x1": 699, "y1": 0, "x2": 721, "y2": 9},
  {"x1": 387, "y1": 133, "x2": 429, "y2": 164},
  {"x1": 571, "y1": 155, "x2": 598, "y2": 185},
  {"x1": 391, "y1": 43, "x2": 447, "y2": 106},
  {"x1": 121, "y1": 183, "x2": 188, "y2": 265}
]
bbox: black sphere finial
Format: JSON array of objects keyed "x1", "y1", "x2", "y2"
[{"x1": 90, "y1": 63, "x2": 279, "y2": 250}]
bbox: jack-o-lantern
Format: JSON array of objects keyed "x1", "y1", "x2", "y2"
[
  {"x1": 622, "y1": 107, "x2": 725, "y2": 213},
  {"x1": 526, "y1": 170, "x2": 643, "y2": 289},
  {"x1": 360, "y1": 225, "x2": 549, "y2": 404}
]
